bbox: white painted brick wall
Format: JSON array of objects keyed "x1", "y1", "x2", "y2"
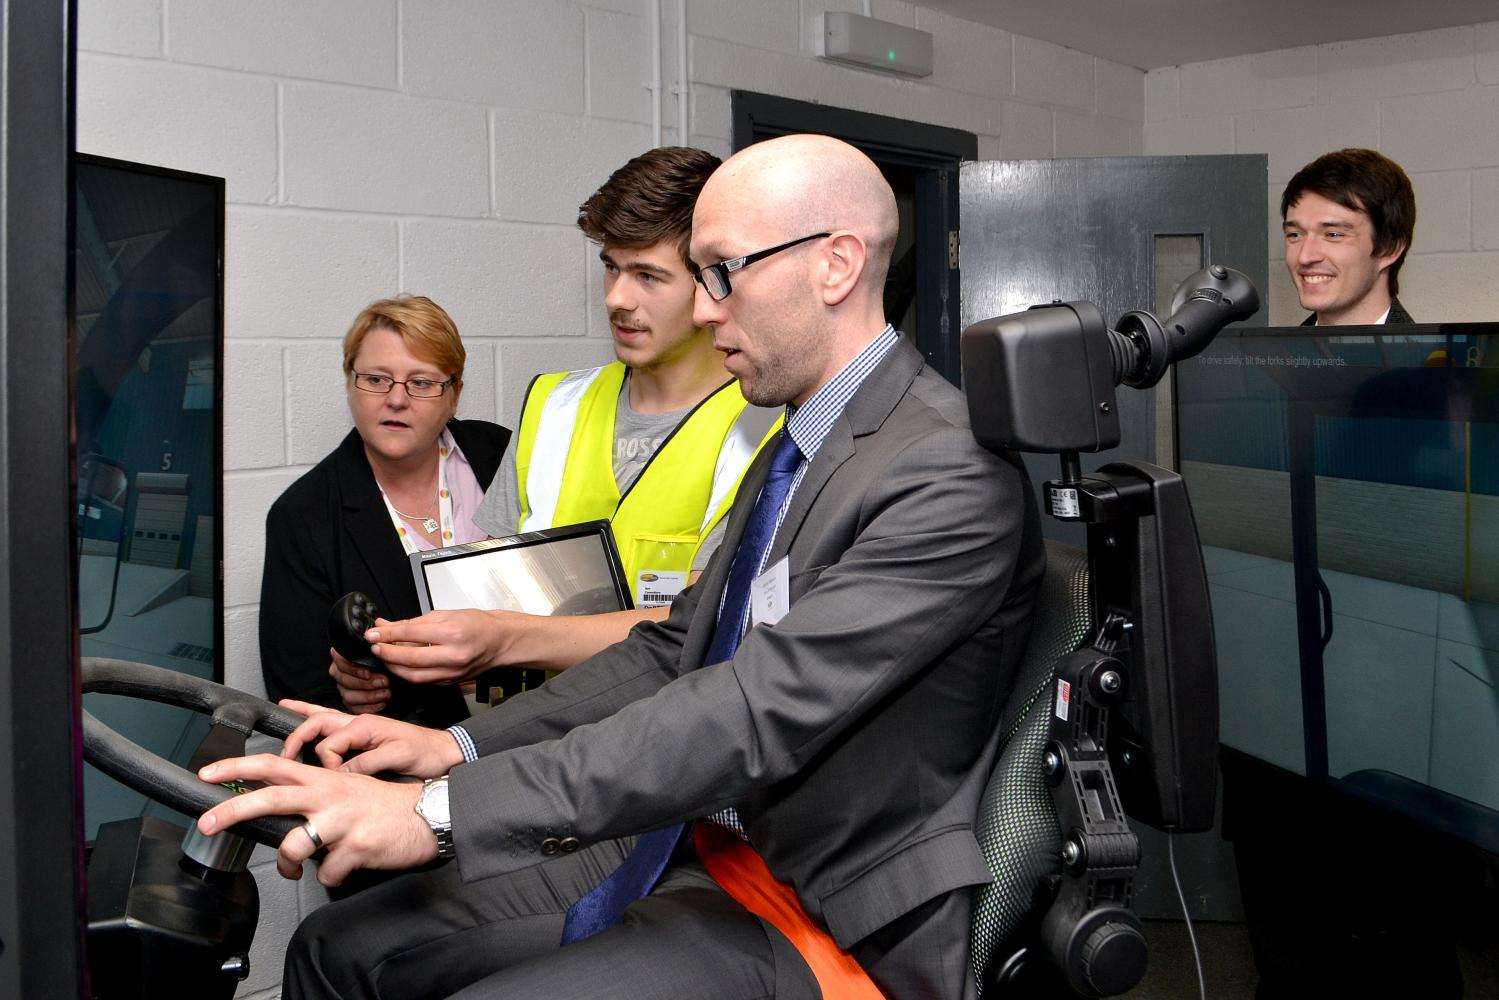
[
  {"x1": 222, "y1": 341, "x2": 288, "y2": 471},
  {"x1": 77, "y1": 54, "x2": 279, "y2": 204},
  {"x1": 997, "y1": 99, "x2": 1055, "y2": 158},
  {"x1": 1013, "y1": 35, "x2": 1094, "y2": 112},
  {"x1": 491, "y1": 110, "x2": 654, "y2": 224},
  {"x1": 401, "y1": 219, "x2": 591, "y2": 342},
  {"x1": 402, "y1": 0, "x2": 586, "y2": 113},
  {"x1": 1380, "y1": 87, "x2": 1499, "y2": 173},
  {"x1": 1400, "y1": 251, "x2": 1499, "y2": 323},
  {"x1": 284, "y1": 342, "x2": 356, "y2": 467},
  {"x1": 1481, "y1": 22, "x2": 1499, "y2": 84},
  {"x1": 281, "y1": 85, "x2": 491, "y2": 216},
  {"x1": 1233, "y1": 102, "x2": 1381, "y2": 183},
  {"x1": 79, "y1": 0, "x2": 160, "y2": 57},
  {"x1": 1143, "y1": 114, "x2": 1234, "y2": 156},
  {"x1": 913, "y1": 6, "x2": 1014, "y2": 101},
  {"x1": 1145, "y1": 66, "x2": 1179, "y2": 123},
  {"x1": 223, "y1": 469, "x2": 302, "y2": 612},
  {"x1": 1315, "y1": 27, "x2": 1476, "y2": 107},
  {"x1": 224, "y1": 605, "x2": 264, "y2": 697},
  {"x1": 1179, "y1": 48, "x2": 1315, "y2": 118},
  {"x1": 1095, "y1": 58, "x2": 1145, "y2": 123},
  {"x1": 168, "y1": 0, "x2": 398, "y2": 89},
  {"x1": 1055, "y1": 109, "x2": 1139, "y2": 157},
  {"x1": 690, "y1": 0, "x2": 802, "y2": 55},
  {"x1": 1410, "y1": 170, "x2": 1473, "y2": 253},
  {"x1": 586, "y1": 6, "x2": 655, "y2": 125},
  {"x1": 1474, "y1": 168, "x2": 1499, "y2": 249},
  {"x1": 244, "y1": 854, "x2": 298, "y2": 996},
  {"x1": 1147, "y1": 20, "x2": 1499, "y2": 324},
  {"x1": 225, "y1": 209, "x2": 402, "y2": 342}
]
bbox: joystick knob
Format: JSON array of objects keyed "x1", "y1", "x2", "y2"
[{"x1": 328, "y1": 591, "x2": 383, "y2": 671}]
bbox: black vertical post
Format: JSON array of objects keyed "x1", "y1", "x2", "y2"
[
  {"x1": 0, "y1": 2, "x2": 83, "y2": 999},
  {"x1": 1287, "y1": 402, "x2": 1330, "y2": 782}
]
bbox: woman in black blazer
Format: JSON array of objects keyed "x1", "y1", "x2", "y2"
[{"x1": 259, "y1": 296, "x2": 509, "y2": 728}]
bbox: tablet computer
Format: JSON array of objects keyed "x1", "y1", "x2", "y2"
[{"x1": 409, "y1": 519, "x2": 634, "y2": 616}]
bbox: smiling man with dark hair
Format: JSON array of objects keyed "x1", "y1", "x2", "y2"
[{"x1": 1281, "y1": 147, "x2": 1417, "y2": 326}]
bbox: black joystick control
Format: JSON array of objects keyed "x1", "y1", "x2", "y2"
[{"x1": 329, "y1": 591, "x2": 383, "y2": 671}]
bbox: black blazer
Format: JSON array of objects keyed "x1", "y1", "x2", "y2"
[
  {"x1": 259, "y1": 418, "x2": 510, "y2": 727},
  {"x1": 1300, "y1": 296, "x2": 1414, "y2": 325}
]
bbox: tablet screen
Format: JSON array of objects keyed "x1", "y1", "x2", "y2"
[{"x1": 410, "y1": 520, "x2": 633, "y2": 616}]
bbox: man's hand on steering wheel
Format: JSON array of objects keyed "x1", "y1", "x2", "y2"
[
  {"x1": 277, "y1": 698, "x2": 465, "y2": 777},
  {"x1": 197, "y1": 755, "x2": 437, "y2": 885}
]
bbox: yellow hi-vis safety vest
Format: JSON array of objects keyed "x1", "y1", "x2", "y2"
[{"x1": 514, "y1": 362, "x2": 781, "y2": 606}]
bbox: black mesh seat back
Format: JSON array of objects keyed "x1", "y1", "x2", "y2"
[{"x1": 970, "y1": 541, "x2": 1091, "y2": 993}]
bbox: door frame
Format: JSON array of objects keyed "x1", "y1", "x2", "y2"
[{"x1": 731, "y1": 91, "x2": 976, "y2": 384}]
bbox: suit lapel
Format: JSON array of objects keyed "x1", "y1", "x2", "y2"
[
  {"x1": 766, "y1": 338, "x2": 923, "y2": 564},
  {"x1": 686, "y1": 337, "x2": 924, "y2": 662}
]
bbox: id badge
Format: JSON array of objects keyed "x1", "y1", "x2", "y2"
[
  {"x1": 749, "y1": 557, "x2": 790, "y2": 626},
  {"x1": 636, "y1": 570, "x2": 688, "y2": 608}
]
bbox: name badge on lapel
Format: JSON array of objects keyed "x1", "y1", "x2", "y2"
[{"x1": 749, "y1": 556, "x2": 790, "y2": 626}]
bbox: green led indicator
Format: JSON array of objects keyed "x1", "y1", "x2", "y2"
[{"x1": 887, "y1": 49, "x2": 897, "y2": 61}]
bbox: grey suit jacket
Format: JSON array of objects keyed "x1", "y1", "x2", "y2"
[{"x1": 449, "y1": 338, "x2": 1045, "y2": 955}]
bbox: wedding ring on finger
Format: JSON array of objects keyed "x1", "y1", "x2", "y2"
[{"x1": 301, "y1": 819, "x2": 325, "y2": 851}]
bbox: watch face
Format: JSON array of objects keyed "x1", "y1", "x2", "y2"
[{"x1": 420, "y1": 779, "x2": 451, "y2": 824}]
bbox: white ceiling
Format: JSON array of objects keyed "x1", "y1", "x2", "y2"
[{"x1": 919, "y1": 0, "x2": 1497, "y2": 70}]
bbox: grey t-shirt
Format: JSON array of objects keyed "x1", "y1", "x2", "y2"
[{"x1": 472, "y1": 385, "x2": 730, "y2": 572}]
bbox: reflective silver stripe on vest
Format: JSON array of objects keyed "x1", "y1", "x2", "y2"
[
  {"x1": 701, "y1": 402, "x2": 781, "y2": 536},
  {"x1": 520, "y1": 365, "x2": 607, "y2": 532}
]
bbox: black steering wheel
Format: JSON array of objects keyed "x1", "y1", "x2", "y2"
[{"x1": 82, "y1": 656, "x2": 309, "y2": 847}]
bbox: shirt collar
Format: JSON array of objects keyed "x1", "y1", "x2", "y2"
[{"x1": 783, "y1": 325, "x2": 899, "y2": 462}]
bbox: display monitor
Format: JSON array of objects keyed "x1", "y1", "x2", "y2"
[
  {"x1": 74, "y1": 153, "x2": 225, "y2": 839},
  {"x1": 1175, "y1": 323, "x2": 1498, "y2": 850}
]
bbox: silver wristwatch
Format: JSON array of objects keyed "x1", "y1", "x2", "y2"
[{"x1": 415, "y1": 776, "x2": 455, "y2": 858}]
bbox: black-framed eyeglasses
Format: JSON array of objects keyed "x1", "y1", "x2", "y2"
[
  {"x1": 693, "y1": 232, "x2": 831, "y2": 301},
  {"x1": 351, "y1": 372, "x2": 454, "y2": 398}
]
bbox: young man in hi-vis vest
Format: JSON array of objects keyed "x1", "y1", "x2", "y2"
[{"x1": 333, "y1": 147, "x2": 779, "y2": 712}]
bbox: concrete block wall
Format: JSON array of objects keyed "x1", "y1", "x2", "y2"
[{"x1": 1145, "y1": 21, "x2": 1499, "y2": 325}]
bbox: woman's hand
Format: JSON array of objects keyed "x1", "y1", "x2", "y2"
[{"x1": 329, "y1": 648, "x2": 391, "y2": 714}]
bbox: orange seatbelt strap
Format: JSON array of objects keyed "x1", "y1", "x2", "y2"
[{"x1": 694, "y1": 823, "x2": 885, "y2": 999}]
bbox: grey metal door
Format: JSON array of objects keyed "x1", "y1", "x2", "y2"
[
  {"x1": 960, "y1": 155, "x2": 1268, "y2": 500},
  {"x1": 959, "y1": 154, "x2": 1268, "y2": 922}
]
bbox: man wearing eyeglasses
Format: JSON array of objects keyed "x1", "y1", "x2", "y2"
[
  {"x1": 332, "y1": 146, "x2": 780, "y2": 712},
  {"x1": 205, "y1": 134, "x2": 1044, "y2": 999}
]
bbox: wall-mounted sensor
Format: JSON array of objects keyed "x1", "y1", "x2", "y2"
[{"x1": 817, "y1": 12, "x2": 934, "y2": 78}]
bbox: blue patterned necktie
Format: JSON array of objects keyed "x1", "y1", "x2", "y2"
[{"x1": 560, "y1": 429, "x2": 804, "y2": 945}]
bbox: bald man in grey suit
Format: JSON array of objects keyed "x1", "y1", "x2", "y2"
[{"x1": 200, "y1": 134, "x2": 1045, "y2": 999}]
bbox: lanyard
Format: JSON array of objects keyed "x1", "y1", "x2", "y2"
[{"x1": 376, "y1": 430, "x2": 458, "y2": 556}]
